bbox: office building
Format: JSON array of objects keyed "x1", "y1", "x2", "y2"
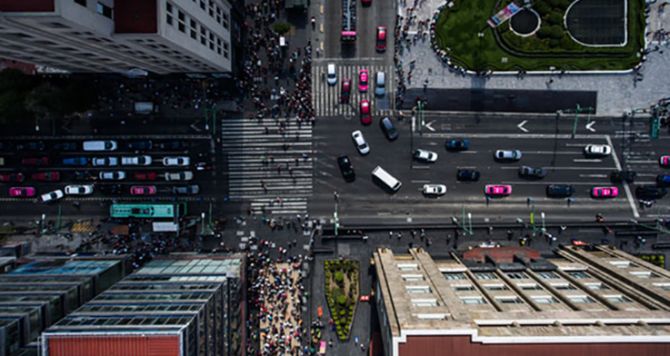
[
  {"x1": 0, "y1": 0, "x2": 233, "y2": 73},
  {"x1": 0, "y1": 256, "x2": 126, "y2": 356},
  {"x1": 41, "y1": 254, "x2": 245, "y2": 356},
  {"x1": 373, "y1": 245, "x2": 670, "y2": 356}
]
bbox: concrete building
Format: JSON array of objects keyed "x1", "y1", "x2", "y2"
[
  {"x1": 0, "y1": 256, "x2": 127, "y2": 356},
  {"x1": 0, "y1": 0, "x2": 233, "y2": 73},
  {"x1": 41, "y1": 254, "x2": 246, "y2": 356},
  {"x1": 373, "y1": 245, "x2": 670, "y2": 356}
]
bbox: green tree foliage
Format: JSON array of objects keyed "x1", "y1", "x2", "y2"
[{"x1": 272, "y1": 22, "x2": 291, "y2": 35}]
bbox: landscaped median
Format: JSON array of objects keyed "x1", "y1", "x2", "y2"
[
  {"x1": 433, "y1": 0, "x2": 645, "y2": 71},
  {"x1": 324, "y1": 258, "x2": 360, "y2": 341}
]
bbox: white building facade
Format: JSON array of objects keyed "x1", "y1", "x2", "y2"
[{"x1": 0, "y1": 0, "x2": 233, "y2": 73}]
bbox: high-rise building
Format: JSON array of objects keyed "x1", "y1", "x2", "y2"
[
  {"x1": 41, "y1": 254, "x2": 246, "y2": 356},
  {"x1": 373, "y1": 246, "x2": 670, "y2": 356},
  {"x1": 0, "y1": 0, "x2": 234, "y2": 73},
  {"x1": 0, "y1": 256, "x2": 127, "y2": 355}
]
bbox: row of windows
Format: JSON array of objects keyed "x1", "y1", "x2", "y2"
[
  {"x1": 165, "y1": 2, "x2": 230, "y2": 59},
  {"x1": 188, "y1": 0, "x2": 230, "y2": 30},
  {"x1": 73, "y1": 0, "x2": 113, "y2": 19},
  {"x1": 443, "y1": 270, "x2": 595, "y2": 282}
]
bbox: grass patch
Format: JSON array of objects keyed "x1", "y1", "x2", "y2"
[{"x1": 434, "y1": 0, "x2": 644, "y2": 71}]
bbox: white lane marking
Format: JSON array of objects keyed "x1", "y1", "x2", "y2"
[
  {"x1": 579, "y1": 174, "x2": 608, "y2": 178},
  {"x1": 625, "y1": 160, "x2": 656, "y2": 164},
  {"x1": 606, "y1": 135, "x2": 639, "y2": 218},
  {"x1": 411, "y1": 180, "x2": 431, "y2": 183},
  {"x1": 425, "y1": 133, "x2": 608, "y2": 139},
  {"x1": 500, "y1": 166, "x2": 613, "y2": 170},
  {"x1": 573, "y1": 159, "x2": 602, "y2": 163},
  {"x1": 457, "y1": 166, "x2": 478, "y2": 169},
  {"x1": 525, "y1": 151, "x2": 582, "y2": 155},
  {"x1": 517, "y1": 120, "x2": 529, "y2": 133},
  {"x1": 565, "y1": 143, "x2": 592, "y2": 147},
  {"x1": 424, "y1": 120, "x2": 436, "y2": 132},
  {"x1": 586, "y1": 121, "x2": 596, "y2": 132},
  {"x1": 411, "y1": 166, "x2": 430, "y2": 169},
  {"x1": 637, "y1": 173, "x2": 658, "y2": 177},
  {"x1": 460, "y1": 151, "x2": 479, "y2": 154}
]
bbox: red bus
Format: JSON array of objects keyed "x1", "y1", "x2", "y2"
[{"x1": 341, "y1": 0, "x2": 356, "y2": 41}]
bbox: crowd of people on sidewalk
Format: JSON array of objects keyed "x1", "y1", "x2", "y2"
[{"x1": 247, "y1": 241, "x2": 308, "y2": 355}]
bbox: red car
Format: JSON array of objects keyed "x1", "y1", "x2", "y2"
[
  {"x1": 485, "y1": 184, "x2": 512, "y2": 196},
  {"x1": 591, "y1": 186, "x2": 618, "y2": 198},
  {"x1": 0, "y1": 173, "x2": 25, "y2": 183},
  {"x1": 362, "y1": 0, "x2": 371, "y2": 6},
  {"x1": 341, "y1": 79, "x2": 352, "y2": 103},
  {"x1": 130, "y1": 185, "x2": 157, "y2": 196},
  {"x1": 358, "y1": 69, "x2": 369, "y2": 93},
  {"x1": 376, "y1": 26, "x2": 387, "y2": 52},
  {"x1": 21, "y1": 157, "x2": 49, "y2": 166},
  {"x1": 9, "y1": 186, "x2": 36, "y2": 197},
  {"x1": 31, "y1": 171, "x2": 60, "y2": 182},
  {"x1": 360, "y1": 100, "x2": 372, "y2": 125},
  {"x1": 133, "y1": 171, "x2": 158, "y2": 181},
  {"x1": 660, "y1": 155, "x2": 670, "y2": 167},
  {"x1": 359, "y1": 295, "x2": 370, "y2": 302}
]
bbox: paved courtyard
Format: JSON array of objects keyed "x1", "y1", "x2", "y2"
[{"x1": 398, "y1": 0, "x2": 670, "y2": 116}]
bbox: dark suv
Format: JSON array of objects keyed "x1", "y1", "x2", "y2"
[
  {"x1": 380, "y1": 117, "x2": 398, "y2": 141},
  {"x1": 457, "y1": 169, "x2": 480, "y2": 181},
  {"x1": 635, "y1": 186, "x2": 667, "y2": 200},
  {"x1": 546, "y1": 184, "x2": 574, "y2": 198},
  {"x1": 337, "y1": 155, "x2": 355, "y2": 182}
]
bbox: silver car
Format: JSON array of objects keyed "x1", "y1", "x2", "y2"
[
  {"x1": 165, "y1": 171, "x2": 194, "y2": 181},
  {"x1": 422, "y1": 184, "x2": 447, "y2": 196},
  {"x1": 99, "y1": 171, "x2": 126, "y2": 180},
  {"x1": 494, "y1": 149, "x2": 522, "y2": 161},
  {"x1": 413, "y1": 149, "x2": 438, "y2": 163},
  {"x1": 121, "y1": 156, "x2": 152, "y2": 166},
  {"x1": 92, "y1": 157, "x2": 118, "y2": 166},
  {"x1": 351, "y1": 130, "x2": 370, "y2": 155}
]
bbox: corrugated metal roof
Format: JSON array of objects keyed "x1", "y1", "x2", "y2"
[{"x1": 46, "y1": 334, "x2": 180, "y2": 356}]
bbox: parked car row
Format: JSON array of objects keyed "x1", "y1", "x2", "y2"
[
  {"x1": 8, "y1": 183, "x2": 201, "y2": 201},
  {"x1": 0, "y1": 140, "x2": 189, "y2": 153}
]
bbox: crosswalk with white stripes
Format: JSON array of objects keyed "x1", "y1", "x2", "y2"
[
  {"x1": 312, "y1": 63, "x2": 395, "y2": 117},
  {"x1": 221, "y1": 117, "x2": 312, "y2": 215}
]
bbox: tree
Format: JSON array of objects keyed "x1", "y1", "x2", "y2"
[
  {"x1": 272, "y1": 22, "x2": 291, "y2": 35},
  {"x1": 0, "y1": 69, "x2": 38, "y2": 124}
]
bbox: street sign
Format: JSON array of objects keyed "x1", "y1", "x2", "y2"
[{"x1": 650, "y1": 117, "x2": 660, "y2": 139}]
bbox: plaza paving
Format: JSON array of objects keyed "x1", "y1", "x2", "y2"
[{"x1": 397, "y1": 0, "x2": 670, "y2": 116}]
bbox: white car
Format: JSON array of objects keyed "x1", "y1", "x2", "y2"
[
  {"x1": 422, "y1": 184, "x2": 447, "y2": 196},
  {"x1": 162, "y1": 156, "x2": 190, "y2": 166},
  {"x1": 40, "y1": 189, "x2": 64, "y2": 203},
  {"x1": 64, "y1": 184, "x2": 94, "y2": 195},
  {"x1": 584, "y1": 144, "x2": 611, "y2": 157},
  {"x1": 351, "y1": 130, "x2": 370, "y2": 155},
  {"x1": 83, "y1": 140, "x2": 117, "y2": 151},
  {"x1": 165, "y1": 171, "x2": 194, "y2": 181},
  {"x1": 413, "y1": 149, "x2": 438, "y2": 163},
  {"x1": 326, "y1": 63, "x2": 337, "y2": 86},
  {"x1": 99, "y1": 171, "x2": 126, "y2": 180},
  {"x1": 92, "y1": 157, "x2": 118, "y2": 166},
  {"x1": 494, "y1": 149, "x2": 522, "y2": 161},
  {"x1": 121, "y1": 156, "x2": 152, "y2": 166}
]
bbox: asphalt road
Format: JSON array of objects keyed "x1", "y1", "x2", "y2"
[{"x1": 310, "y1": 113, "x2": 670, "y2": 223}]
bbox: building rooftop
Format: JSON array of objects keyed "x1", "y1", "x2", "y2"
[{"x1": 374, "y1": 245, "x2": 670, "y2": 342}]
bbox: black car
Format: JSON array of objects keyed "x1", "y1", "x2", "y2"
[
  {"x1": 98, "y1": 184, "x2": 123, "y2": 195},
  {"x1": 52, "y1": 142, "x2": 78, "y2": 151},
  {"x1": 16, "y1": 141, "x2": 45, "y2": 151},
  {"x1": 379, "y1": 117, "x2": 399, "y2": 141},
  {"x1": 610, "y1": 170, "x2": 636, "y2": 183},
  {"x1": 456, "y1": 169, "x2": 480, "y2": 181},
  {"x1": 337, "y1": 155, "x2": 355, "y2": 182},
  {"x1": 127, "y1": 140, "x2": 153, "y2": 151},
  {"x1": 158, "y1": 140, "x2": 188, "y2": 150},
  {"x1": 635, "y1": 186, "x2": 668, "y2": 200},
  {"x1": 73, "y1": 170, "x2": 96, "y2": 181},
  {"x1": 173, "y1": 184, "x2": 200, "y2": 195},
  {"x1": 0, "y1": 142, "x2": 13, "y2": 151},
  {"x1": 519, "y1": 166, "x2": 547, "y2": 179},
  {"x1": 546, "y1": 184, "x2": 574, "y2": 198}
]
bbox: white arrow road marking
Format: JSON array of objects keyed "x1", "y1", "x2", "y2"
[
  {"x1": 424, "y1": 120, "x2": 436, "y2": 132},
  {"x1": 586, "y1": 121, "x2": 596, "y2": 132},
  {"x1": 517, "y1": 120, "x2": 529, "y2": 133}
]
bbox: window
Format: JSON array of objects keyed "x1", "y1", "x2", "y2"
[
  {"x1": 584, "y1": 282, "x2": 609, "y2": 290},
  {"x1": 402, "y1": 274, "x2": 424, "y2": 282},
  {"x1": 537, "y1": 271, "x2": 560, "y2": 279},
  {"x1": 166, "y1": 2, "x2": 173, "y2": 13},
  {"x1": 630, "y1": 271, "x2": 657, "y2": 279},
  {"x1": 412, "y1": 299, "x2": 437, "y2": 307},
  {"x1": 496, "y1": 296, "x2": 523, "y2": 304},
  {"x1": 461, "y1": 296, "x2": 486, "y2": 305},
  {"x1": 475, "y1": 272, "x2": 497, "y2": 280},
  {"x1": 484, "y1": 284, "x2": 509, "y2": 291},
  {"x1": 506, "y1": 272, "x2": 528, "y2": 279},
  {"x1": 96, "y1": 2, "x2": 113, "y2": 19},
  {"x1": 452, "y1": 285, "x2": 475, "y2": 291},
  {"x1": 74, "y1": 0, "x2": 87, "y2": 6},
  {"x1": 609, "y1": 260, "x2": 631, "y2": 268},
  {"x1": 415, "y1": 313, "x2": 447, "y2": 320},
  {"x1": 605, "y1": 294, "x2": 633, "y2": 304},
  {"x1": 223, "y1": 12, "x2": 230, "y2": 29},
  {"x1": 179, "y1": 22, "x2": 186, "y2": 32},
  {"x1": 443, "y1": 272, "x2": 466, "y2": 280},
  {"x1": 653, "y1": 283, "x2": 670, "y2": 291},
  {"x1": 398, "y1": 263, "x2": 418, "y2": 272},
  {"x1": 200, "y1": 0, "x2": 206, "y2": 10},
  {"x1": 532, "y1": 296, "x2": 558, "y2": 304},
  {"x1": 566, "y1": 270, "x2": 591, "y2": 279},
  {"x1": 166, "y1": 14, "x2": 173, "y2": 25},
  {"x1": 551, "y1": 283, "x2": 576, "y2": 290},
  {"x1": 568, "y1": 295, "x2": 596, "y2": 304},
  {"x1": 406, "y1": 286, "x2": 431, "y2": 294},
  {"x1": 178, "y1": 11, "x2": 185, "y2": 21},
  {"x1": 518, "y1": 283, "x2": 542, "y2": 290}
]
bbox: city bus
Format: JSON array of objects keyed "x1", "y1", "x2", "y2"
[
  {"x1": 341, "y1": 0, "x2": 356, "y2": 41},
  {"x1": 110, "y1": 203, "x2": 184, "y2": 219}
]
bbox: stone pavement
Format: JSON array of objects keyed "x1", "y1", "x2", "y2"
[{"x1": 397, "y1": 0, "x2": 670, "y2": 116}]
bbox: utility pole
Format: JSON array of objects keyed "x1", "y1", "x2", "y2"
[{"x1": 333, "y1": 191, "x2": 340, "y2": 237}]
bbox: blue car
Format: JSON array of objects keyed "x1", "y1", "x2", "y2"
[
  {"x1": 445, "y1": 138, "x2": 470, "y2": 151},
  {"x1": 62, "y1": 157, "x2": 89, "y2": 166},
  {"x1": 658, "y1": 174, "x2": 670, "y2": 187}
]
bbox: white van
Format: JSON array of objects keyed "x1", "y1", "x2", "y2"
[
  {"x1": 374, "y1": 71, "x2": 385, "y2": 97},
  {"x1": 372, "y1": 166, "x2": 402, "y2": 192},
  {"x1": 326, "y1": 63, "x2": 337, "y2": 86},
  {"x1": 83, "y1": 140, "x2": 118, "y2": 151}
]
